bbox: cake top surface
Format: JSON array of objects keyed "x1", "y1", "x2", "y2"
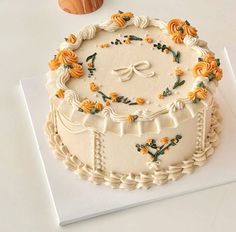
[{"x1": 46, "y1": 11, "x2": 223, "y2": 135}]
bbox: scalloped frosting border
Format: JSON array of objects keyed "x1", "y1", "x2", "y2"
[{"x1": 45, "y1": 102, "x2": 221, "y2": 190}]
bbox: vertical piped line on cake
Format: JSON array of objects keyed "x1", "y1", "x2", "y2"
[
  {"x1": 193, "y1": 109, "x2": 208, "y2": 166},
  {"x1": 51, "y1": 104, "x2": 58, "y2": 134},
  {"x1": 91, "y1": 130, "x2": 96, "y2": 171},
  {"x1": 201, "y1": 109, "x2": 207, "y2": 150},
  {"x1": 91, "y1": 131, "x2": 105, "y2": 172},
  {"x1": 196, "y1": 110, "x2": 205, "y2": 152}
]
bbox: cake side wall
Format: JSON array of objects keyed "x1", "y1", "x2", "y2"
[{"x1": 55, "y1": 105, "x2": 213, "y2": 175}]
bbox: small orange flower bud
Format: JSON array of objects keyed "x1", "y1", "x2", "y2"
[
  {"x1": 136, "y1": 97, "x2": 145, "y2": 105},
  {"x1": 140, "y1": 146, "x2": 149, "y2": 155},
  {"x1": 145, "y1": 37, "x2": 153, "y2": 44},
  {"x1": 159, "y1": 94, "x2": 164, "y2": 100},
  {"x1": 109, "y1": 92, "x2": 118, "y2": 102},
  {"x1": 105, "y1": 101, "x2": 111, "y2": 106},
  {"x1": 95, "y1": 102, "x2": 103, "y2": 111},
  {"x1": 175, "y1": 67, "x2": 184, "y2": 77},
  {"x1": 66, "y1": 34, "x2": 77, "y2": 44},
  {"x1": 89, "y1": 82, "x2": 99, "y2": 92},
  {"x1": 55, "y1": 89, "x2": 65, "y2": 98},
  {"x1": 48, "y1": 56, "x2": 60, "y2": 70},
  {"x1": 124, "y1": 38, "x2": 131, "y2": 44},
  {"x1": 160, "y1": 137, "x2": 169, "y2": 144}
]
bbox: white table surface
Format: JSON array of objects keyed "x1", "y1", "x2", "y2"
[{"x1": 0, "y1": 0, "x2": 236, "y2": 231}]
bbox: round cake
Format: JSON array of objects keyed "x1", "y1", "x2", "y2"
[{"x1": 46, "y1": 11, "x2": 222, "y2": 190}]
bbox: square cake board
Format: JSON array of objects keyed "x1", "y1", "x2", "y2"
[{"x1": 19, "y1": 48, "x2": 236, "y2": 226}]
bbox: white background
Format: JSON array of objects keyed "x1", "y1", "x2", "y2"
[{"x1": 0, "y1": 0, "x2": 236, "y2": 231}]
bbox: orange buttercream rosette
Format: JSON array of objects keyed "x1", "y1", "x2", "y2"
[
  {"x1": 203, "y1": 54, "x2": 216, "y2": 63},
  {"x1": 48, "y1": 48, "x2": 84, "y2": 78},
  {"x1": 89, "y1": 82, "x2": 99, "y2": 92},
  {"x1": 95, "y1": 102, "x2": 103, "y2": 111},
  {"x1": 193, "y1": 61, "x2": 214, "y2": 77},
  {"x1": 188, "y1": 87, "x2": 208, "y2": 101},
  {"x1": 68, "y1": 63, "x2": 84, "y2": 78},
  {"x1": 182, "y1": 23, "x2": 197, "y2": 37},
  {"x1": 193, "y1": 54, "x2": 223, "y2": 81},
  {"x1": 167, "y1": 19, "x2": 182, "y2": 35},
  {"x1": 111, "y1": 11, "x2": 133, "y2": 27},
  {"x1": 80, "y1": 99, "x2": 95, "y2": 113},
  {"x1": 58, "y1": 49, "x2": 78, "y2": 65},
  {"x1": 172, "y1": 32, "x2": 184, "y2": 44},
  {"x1": 167, "y1": 19, "x2": 198, "y2": 43},
  {"x1": 213, "y1": 67, "x2": 223, "y2": 81},
  {"x1": 48, "y1": 56, "x2": 60, "y2": 70}
]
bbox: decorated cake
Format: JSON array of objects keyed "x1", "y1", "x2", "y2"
[{"x1": 46, "y1": 11, "x2": 222, "y2": 190}]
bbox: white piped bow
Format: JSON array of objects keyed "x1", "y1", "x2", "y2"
[{"x1": 112, "y1": 60, "x2": 155, "y2": 82}]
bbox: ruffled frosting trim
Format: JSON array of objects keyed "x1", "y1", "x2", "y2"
[{"x1": 50, "y1": 96, "x2": 214, "y2": 136}]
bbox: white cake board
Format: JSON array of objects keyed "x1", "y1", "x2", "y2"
[{"x1": 19, "y1": 48, "x2": 236, "y2": 226}]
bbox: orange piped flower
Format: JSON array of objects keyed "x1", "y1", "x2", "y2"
[
  {"x1": 105, "y1": 101, "x2": 111, "y2": 106},
  {"x1": 100, "y1": 43, "x2": 110, "y2": 48},
  {"x1": 89, "y1": 82, "x2": 99, "y2": 92},
  {"x1": 111, "y1": 14, "x2": 126, "y2": 27},
  {"x1": 193, "y1": 61, "x2": 214, "y2": 77},
  {"x1": 188, "y1": 91, "x2": 196, "y2": 101},
  {"x1": 193, "y1": 54, "x2": 223, "y2": 81},
  {"x1": 196, "y1": 87, "x2": 208, "y2": 100},
  {"x1": 188, "y1": 87, "x2": 208, "y2": 101},
  {"x1": 136, "y1": 97, "x2": 145, "y2": 105},
  {"x1": 172, "y1": 32, "x2": 184, "y2": 44},
  {"x1": 124, "y1": 38, "x2": 131, "y2": 44},
  {"x1": 127, "y1": 114, "x2": 137, "y2": 122},
  {"x1": 58, "y1": 49, "x2": 78, "y2": 65},
  {"x1": 160, "y1": 137, "x2": 169, "y2": 144},
  {"x1": 182, "y1": 23, "x2": 197, "y2": 37},
  {"x1": 167, "y1": 19, "x2": 183, "y2": 35},
  {"x1": 167, "y1": 19, "x2": 198, "y2": 43},
  {"x1": 66, "y1": 34, "x2": 77, "y2": 44},
  {"x1": 95, "y1": 102, "x2": 103, "y2": 111},
  {"x1": 145, "y1": 37, "x2": 153, "y2": 44},
  {"x1": 68, "y1": 63, "x2": 84, "y2": 78},
  {"x1": 111, "y1": 11, "x2": 133, "y2": 27},
  {"x1": 146, "y1": 138, "x2": 153, "y2": 145},
  {"x1": 202, "y1": 54, "x2": 216, "y2": 63},
  {"x1": 109, "y1": 92, "x2": 118, "y2": 102},
  {"x1": 80, "y1": 99, "x2": 95, "y2": 113},
  {"x1": 55, "y1": 89, "x2": 65, "y2": 98},
  {"x1": 175, "y1": 67, "x2": 184, "y2": 77},
  {"x1": 140, "y1": 146, "x2": 149, "y2": 155},
  {"x1": 48, "y1": 56, "x2": 60, "y2": 71},
  {"x1": 213, "y1": 67, "x2": 223, "y2": 81}
]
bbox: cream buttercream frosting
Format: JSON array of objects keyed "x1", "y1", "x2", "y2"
[{"x1": 45, "y1": 12, "x2": 222, "y2": 190}]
